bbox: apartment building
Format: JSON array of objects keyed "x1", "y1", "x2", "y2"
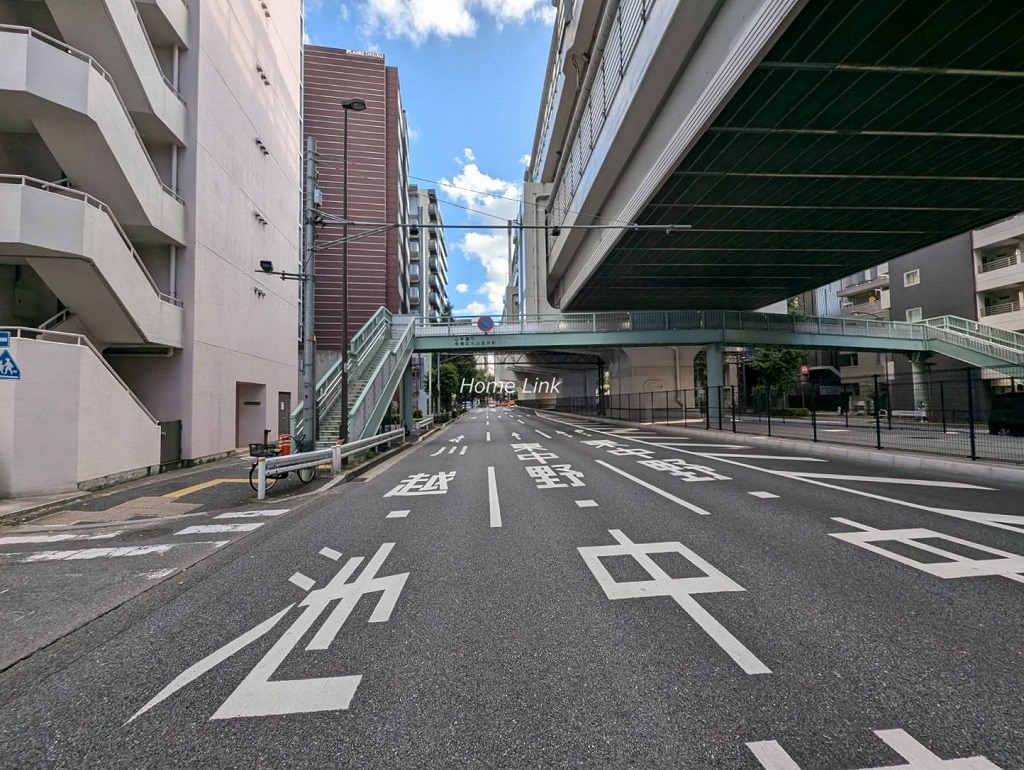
[
  {"x1": 302, "y1": 46, "x2": 410, "y2": 370},
  {"x1": 0, "y1": 1, "x2": 303, "y2": 496},
  {"x1": 407, "y1": 185, "x2": 449, "y2": 413}
]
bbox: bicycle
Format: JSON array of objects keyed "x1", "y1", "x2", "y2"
[{"x1": 248, "y1": 442, "x2": 318, "y2": 491}]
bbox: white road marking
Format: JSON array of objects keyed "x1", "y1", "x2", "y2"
[
  {"x1": 0, "y1": 531, "x2": 123, "y2": 545},
  {"x1": 535, "y1": 430, "x2": 552, "y2": 438},
  {"x1": 517, "y1": 419, "x2": 524, "y2": 424},
  {"x1": 595, "y1": 460, "x2": 711, "y2": 515},
  {"x1": 830, "y1": 520, "x2": 1024, "y2": 583},
  {"x1": 488, "y1": 466, "x2": 502, "y2": 528},
  {"x1": 320, "y1": 547, "x2": 342, "y2": 560},
  {"x1": 460, "y1": 446, "x2": 468, "y2": 455},
  {"x1": 143, "y1": 568, "x2": 179, "y2": 580},
  {"x1": 289, "y1": 573, "x2": 316, "y2": 591},
  {"x1": 215, "y1": 510, "x2": 289, "y2": 519},
  {"x1": 386, "y1": 510, "x2": 410, "y2": 519},
  {"x1": 575, "y1": 500, "x2": 599, "y2": 508},
  {"x1": 821, "y1": 429, "x2": 849, "y2": 433},
  {"x1": 748, "y1": 491, "x2": 779, "y2": 499},
  {"x1": 16, "y1": 541, "x2": 230, "y2": 562},
  {"x1": 701, "y1": 454, "x2": 826, "y2": 461},
  {"x1": 580, "y1": 530, "x2": 769, "y2": 675},
  {"x1": 748, "y1": 728, "x2": 1005, "y2": 769},
  {"x1": 790, "y1": 473, "x2": 993, "y2": 489},
  {"x1": 486, "y1": 432, "x2": 491, "y2": 442},
  {"x1": 127, "y1": 605, "x2": 294, "y2": 723},
  {"x1": 175, "y1": 523, "x2": 263, "y2": 535}
]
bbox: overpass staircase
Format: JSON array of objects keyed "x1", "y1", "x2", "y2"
[{"x1": 291, "y1": 309, "x2": 417, "y2": 449}]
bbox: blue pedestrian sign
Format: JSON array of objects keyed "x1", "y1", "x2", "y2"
[{"x1": 0, "y1": 350, "x2": 20, "y2": 380}]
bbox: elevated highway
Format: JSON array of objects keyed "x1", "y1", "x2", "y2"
[{"x1": 526, "y1": 0, "x2": 1024, "y2": 312}]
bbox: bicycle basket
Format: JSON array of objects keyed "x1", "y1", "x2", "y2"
[{"x1": 249, "y1": 443, "x2": 279, "y2": 458}]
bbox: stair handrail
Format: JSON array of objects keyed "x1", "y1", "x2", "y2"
[
  {"x1": 0, "y1": 175, "x2": 183, "y2": 307},
  {"x1": 39, "y1": 308, "x2": 74, "y2": 330},
  {"x1": 127, "y1": 0, "x2": 187, "y2": 105},
  {"x1": 0, "y1": 26, "x2": 184, "y2": 204},
  {"x1": 923, "y1": 315, "x2": 1024, "y2": 351},
  {"x1": 922, "y1": 325, "x2": 1024, "y2": 366},
  {"x1": 1, "y1": 326, "x2": 157, "y2": 423},
  {"x1": 289, "y1": 306, "x2": 396, "y2": 441},
  {"x1": 350, "y1": 321, "x2": 416, "y2": 441}
]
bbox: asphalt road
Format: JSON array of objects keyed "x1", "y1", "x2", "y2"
[{"x1": 0, "y1": 406, "x2": 1022, "y2": 769}]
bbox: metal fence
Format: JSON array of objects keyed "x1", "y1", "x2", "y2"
[{"x1": 551, "y1": 365, "x2": 1024, "y2": 465}]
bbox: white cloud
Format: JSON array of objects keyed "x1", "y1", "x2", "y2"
[
  {"x1": 458, "y1": 232, "x2": 509, "y2": 314},
  {"x1": 358, "y1": 0, "x2": 553, "y2": 44},
  {"x1": 438, "y1": 155, "x2": 521, "y2": 223},
  {"x1": 455, "y1": 283, "x2": 469, "y2": 293},
  {"x1": 463, "y1": 148, "x2": 476, "y2": 162},
  {"x1": 519, "y1": 153, "x2": 531, "y2": 167},
  {"x1": 408, "y1": 126, "x2": 422, "y2": 142},
  {"x1": 456, "y1": 300, "x2": 489, "y2": 316}
]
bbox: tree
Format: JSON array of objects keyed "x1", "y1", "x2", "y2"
[
  {"x1": 437, "y1": 354, "x2": 488, "y2": 412},
  {"x1": 746, "y1": 347, "x2": 804, "y2": 393}
]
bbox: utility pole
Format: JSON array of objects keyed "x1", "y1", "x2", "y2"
[{"x1": 301, "y1": 135, "x2": 318, "y2": 450}]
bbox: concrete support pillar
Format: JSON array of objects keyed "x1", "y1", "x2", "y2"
[
  {"x1": 706, "y1": 343, "x2": 724, "y2": 421},
  {"x1": 401, "y1": 365, "x2": 415, "y2": 437},
  {"x1": 908, "y1": 353, "x2": 932, "y2": 415}
]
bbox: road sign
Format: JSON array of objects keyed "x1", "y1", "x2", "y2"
[
  {"x1": 0, "y1": 350, "x2": 20, "y2": 380},
  {"x1": 0, "y1": 331, "x2": 9, "y2": 347},
  {"x1": 477, "y1": 315, "x2": 494, "y2": 333}
]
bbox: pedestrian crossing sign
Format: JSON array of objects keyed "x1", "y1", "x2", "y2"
[{"x1": 0, "y1": 349, "x2": 20, "y2": 380}]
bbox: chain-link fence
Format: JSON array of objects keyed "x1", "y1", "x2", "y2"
[{"x1": 551, "y1": 365, "x2": 1024, "y2": 465}]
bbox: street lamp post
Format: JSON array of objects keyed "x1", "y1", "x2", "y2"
[{"x1": 340, "y1": 97, "x2": 366, "y2": 446}]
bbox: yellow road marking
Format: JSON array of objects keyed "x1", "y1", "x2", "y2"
[{"x1": 163, "y1": 479, "x2": 250, "y2": 499}]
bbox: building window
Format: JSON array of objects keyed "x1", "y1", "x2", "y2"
[
  {"x1": 906, "y1": 307, "x2": 923, "y2": 322},
  {"x1": 903, "y1": 269, "x2": 920, "y2": 287}
]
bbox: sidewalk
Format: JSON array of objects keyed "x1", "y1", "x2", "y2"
[{"x1": 0, "y1": 440, "x2": 410, "y2": 529}]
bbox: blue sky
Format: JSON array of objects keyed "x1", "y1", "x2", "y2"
[{"x1": 303, "y1": 0, "x2": 555, "y2": 316}]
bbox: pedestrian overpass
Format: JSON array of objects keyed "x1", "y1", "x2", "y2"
[{"x1": 294, "y1": 307, "x2": 1024, "y2": 446}]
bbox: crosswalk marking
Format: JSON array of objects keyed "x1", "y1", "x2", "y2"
[
  {"x1": 175, "y1": 523, "x2": 263, "y2": 535},
  {"x1": 11, "y1": 541, "x2": 231, "y2": 562},
  {"x1": 214, "y1": 510, "x2": 290, "y2": 519},
  {"x1": 386, "y1": 510, "x2": 410, "y2": 519},
  {"x1": 0, "y1": 531, "x2": 122, "y2": 545},
  {"x1": 749, "y1": 491, "x2": 780, "y2": 499}
]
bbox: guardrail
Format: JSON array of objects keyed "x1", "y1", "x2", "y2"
[
  {"x1": 415, "y1": 416, "x2": 435, "y2": 433},
  {"x1": 254, "y1": 428, "x2": 404, "y2": 499}
]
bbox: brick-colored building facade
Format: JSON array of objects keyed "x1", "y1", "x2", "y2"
[{"x1": 303, "y1": 47, "x2": 406, "y2": 351}]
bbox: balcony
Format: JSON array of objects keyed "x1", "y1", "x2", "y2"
[
  {"x1": 0, "y1": 26, "x2": 186, "y2": 244},
  {"x1": 981, "y1": 300, "x2": 1021, "y2": 317},
  {"x1": 978, "y1": 250, "x2": 1021, "y2": 274}
]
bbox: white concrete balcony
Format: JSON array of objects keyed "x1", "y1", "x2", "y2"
[
  {"x1": 43, "y1": 0, "x2": 188, "y2": 144},
  {"x1": 0, "y1": 176, "x2": 184, "y2": 348},
  {"x1": 0, "y1": 26, "x2": 186, "y2": 245}
]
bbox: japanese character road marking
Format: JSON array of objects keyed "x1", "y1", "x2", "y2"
[
  {"x1": 637, "y1": 458, "x2": 731, "y2": 482},
  {"x1": 128, "y1": 543, "x2": 408, "y2": 722},
  {"x1": 525, "y1": 464, "x2": 586, "y2": 489},
  {"x1": 747, "y1": 728, "x2": 1003, "y2": 769},
  {"x1": 511, "y1": 443, "x2": 559, "y2": 464},
  {"x1": 578, "y1": 529, "x2": 769, "y2": 674},
  {"x1": 384, "y1": 472, "x2": 456, "y2": 496},
  {"x1": 830, "y1": 518, "x2": 1024, "y2": 584}
]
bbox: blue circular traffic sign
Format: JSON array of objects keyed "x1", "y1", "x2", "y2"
[{"x1": 477, "y1": 315, "x2": 495, "y2": 333}]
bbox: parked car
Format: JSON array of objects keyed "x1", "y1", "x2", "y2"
[{"x1": 988, "y1": 392, "x2": 1024, "y2": 435}]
